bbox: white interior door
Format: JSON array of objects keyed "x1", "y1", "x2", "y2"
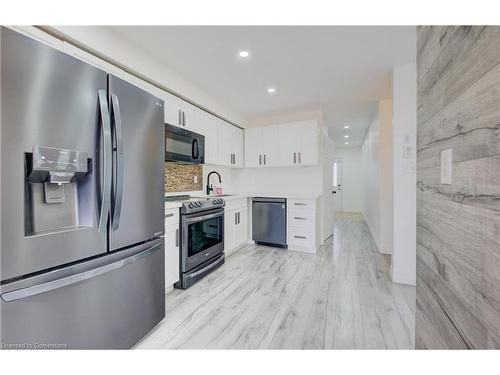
[{"x1": 333, "y1": 159, "x2": 343, "y2": 213}]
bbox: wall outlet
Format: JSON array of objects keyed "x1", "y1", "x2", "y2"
[
  {"x1": 440, "y1": 149, "x2": 452, "y2": 185},
  {"x1": 193, "y1": 175, "x2": 198, "y2": 183}
]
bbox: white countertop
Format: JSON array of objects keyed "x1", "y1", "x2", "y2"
[
  {"x1": 165, "y1": 191, "x2": 321, "y2": 211},
  {"x1": 193, "y1": 192, "x2": 321, "y2": 200}
]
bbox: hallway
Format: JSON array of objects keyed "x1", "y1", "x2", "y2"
[{"x1": 136, "y1": 213, "x2": 415, "y2": 349}]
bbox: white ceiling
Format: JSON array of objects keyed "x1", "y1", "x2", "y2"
[{"x1": 106, "y1": 26, "x2": 415, "y2": 147}]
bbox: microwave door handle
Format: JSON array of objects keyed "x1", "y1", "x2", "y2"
[
  {"x1": 185, "y1": 211, "x2": 224, "y2": 224},
  {"x1": 97, "y1": 90, "x2": 112, "y2": 233},
  {"x1": 111, "y1": 93, "x2": 124, "y2": 231},
  {"x1": 192, "y1": 138, "x2": 199, "y2": 159}
]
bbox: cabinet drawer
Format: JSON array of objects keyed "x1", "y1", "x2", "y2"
[
  {"x1": 288, "y1": 199, "x2": 315, "y2": 211},
  {"x1": 288, "y1": 226, "x2": 315, "y2": 247},
  {"x1": 288, "y1": 209, "x2": 315, "y2": 228},
  {"x1": 225, "y1": 198, "x2": 248, "y2": 210},
  {"x1": 164, "y1": 208, "x2": 180, "y2": 226}
]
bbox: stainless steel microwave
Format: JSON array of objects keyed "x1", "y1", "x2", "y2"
[{"x1": 164, "y1": 124, "x2": 205, "y2": 164}]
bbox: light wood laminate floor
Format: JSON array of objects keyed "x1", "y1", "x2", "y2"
[{"x1": 135, "y1": 213, "x2": 415, "y2": 349}]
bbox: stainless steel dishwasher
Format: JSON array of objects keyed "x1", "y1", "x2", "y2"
[{"x1": 252, "y1": 197, "x2": 287, "y2": 248}]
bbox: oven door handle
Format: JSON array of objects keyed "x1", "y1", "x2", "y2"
[
  {"x1": 185, "y1": 255, "x2": 224, "y2": 279},
  {"x1": 184, "y1": 211, "x2": 224, "y2": 224}
]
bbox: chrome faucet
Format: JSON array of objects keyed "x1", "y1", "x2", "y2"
[{"x1": 206, "y1": 171, "x2": 221, "y2": 195}]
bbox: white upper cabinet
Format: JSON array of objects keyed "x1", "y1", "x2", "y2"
[
  {"x1": 179, "y1": 101, "x2": 199, "y2": 132},
  {"x1": 198, "y1": 111, "x2": 219, "y2": 165},
  {"x1": 244, "y1": 125, "x2": 280, "y2": 167},
  {"x1": 161, "y1": 91, "x2": 182, "y2": 127},
  {"x1": 230, "y1": 124, "x2": 244, "y2": 168},
  {"x1": 278, "y1": 120, "x2": 319, "y2": 166},
  {"x1": 262, "y1": 125, "x2": 280, "y2": 166},
  {"x1": 244, "y1": 127, "x2": 263, "y2": 167},
  {"x1": 160, "y1": 92, "x2": 202, "y2": 131},
  {"x1": 218, "y1": 120, "x2": 243, "y2": 167},
  {"x1": 297, "y1": 120, "x2": 320, "y2": 166}
]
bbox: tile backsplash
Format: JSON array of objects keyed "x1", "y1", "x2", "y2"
[{"x1": 165, "y1": 162, "x2": 202, "y2": 193}]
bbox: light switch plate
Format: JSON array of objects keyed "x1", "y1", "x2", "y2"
[
  {"x1": 194, "y1": 175, "x2": 198, "y2": 183},
  {"x1": 440, "y1": 148, "x2": 452, "y2": 185}
]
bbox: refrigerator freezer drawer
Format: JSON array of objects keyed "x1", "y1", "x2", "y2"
[{"x1": 0, "y1": 239, "x2": 165, "y2": 349}]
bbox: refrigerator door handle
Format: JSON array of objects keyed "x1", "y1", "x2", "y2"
[
  {"x1": 98, "y1": 90, "x2": 112, "y2": 233},
  {"x1": 111, "y1": 93, "x2": 124, "y2": 231},
  {"x1": 0, "y1": 243, "x2": 162, "y2": 303}
]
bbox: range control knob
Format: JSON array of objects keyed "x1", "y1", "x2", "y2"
[
  {"x1": 197, "y1": 202, "x2": 203, "y2": 207},
  {"x1": 188, "y1": 203, "x2": 194, "y2": 209}
]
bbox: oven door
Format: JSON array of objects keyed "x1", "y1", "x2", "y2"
[
  {"x1": 165, "y1": 124, "x2": 205, "y2": 164},
  {"x1": 181, "y1": 209, "x2": 224, "y2": 272}
]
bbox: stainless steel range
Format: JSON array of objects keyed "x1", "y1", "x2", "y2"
[{"x1": 175, "y1": 197, "x2": 225, "y2": 289}]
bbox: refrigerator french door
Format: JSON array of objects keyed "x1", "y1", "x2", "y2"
[
  {"x1": 0, "y1": 27, "x2": 165, "y2": 349},
  {"x1": 108, "y1": 75, "x2": 165, "y2": 251}
]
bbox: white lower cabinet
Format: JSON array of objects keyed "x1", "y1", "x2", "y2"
[
  {"x1": 287, "y1": 198, "x2": 319, "y2": 253},
  {"x1": 224, "y1": 199, "x2": 248, "y2": 255},
  {"x1": 164, "y1": 208, "x2": 180, "y2": 289}
]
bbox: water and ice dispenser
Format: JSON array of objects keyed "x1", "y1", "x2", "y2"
[{"x1": 25, "y1": 146, "x2": 93, "y2": 236}]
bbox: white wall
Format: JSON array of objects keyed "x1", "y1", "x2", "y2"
[
  {"x1": 391, "y1": 63, "x2": 416, "y2": 286},
  {"x1": 361, "y1": 114, "x2": 381, "y2": 248},
  {"x1": 333, "y1": 147, "x2": 363, "y2": 212},
  {"x1": 361, "y1": 99, "x2": 393, "y2": 255}
]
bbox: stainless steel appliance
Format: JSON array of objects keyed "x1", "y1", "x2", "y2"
[
  {"x1": 175, "y1": 198, "x2": 225, "y2": 289},
  {"x1": 252, "y1": 197, "x2": 287, "y2": 248},
  {"x1": 164, "y1": 123, "x2": 205, "y2": 164},
  {"x1": 0, "y1": 28, "x2": 165, "y2": 349}
]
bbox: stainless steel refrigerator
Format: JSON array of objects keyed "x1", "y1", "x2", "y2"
[{"x1": 0, "y1": 27, "x2": 165, "y2": 349}]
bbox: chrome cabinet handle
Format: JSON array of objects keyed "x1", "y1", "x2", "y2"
[
  {"x1": 97, "y1": 90, "x2": 112, "y2": 233},
  {"x1": 294, "y1": 235, "x2": 307, "y2": 239},
  {"x1": 264, "y1": 154, "x2": 266, "y2": 165},
  {"x1": 111, "y1": 93, "x2": 124, "y2": 231},
  {"x1": 294, "y1": 217, "x2": 307, "y2": 220},
  {"x1": 237, "y1": 211, "x2": 240, "y2": 224},
  {"x1": 1, "y1": 243, "x2": 161, "y2": 302},
  {"x1": 183, "y1": 111, "x2": 186, "y2": 126},
  {"x1": 235, "y1": 212, "x2": 237, "y2": 225},
  {"x1": 175, "y1": 228, "x2": 179, "y2": 247},
  {"x1": 294, "y1": 203, "x2": 307, "y2": 206},
  {"x1": 259, "y1": 154, "x2": 262, "y2": 165},
  {"x1": 293, "y1": 152, "x2": 296, "y2": 164},
  {"x1": 298, "y1": 152, "x2": 301, "y2": 164},
  {"x1": 165, "y1": 213, "x2": 174, "y2": 218},
  {"x1": 178, "y1": 109, "x2": 182, "y2": 126}
]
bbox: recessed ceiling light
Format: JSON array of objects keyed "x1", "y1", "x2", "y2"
[
  {"x1": 344, "y1": 135, "x2": 349, "y2": 138},
  {"x1": 267, "y1": 87, "x2": 276, "y2": 94},
  {"x1": 239, "y1": 50, "x2": 249, "y2": 58},
  {"x1": 345, "y1": 142, "x2": 349, "y2": 145},
  {"x1": 343, "y1": 125, "x2": 350, "y2": 129}
]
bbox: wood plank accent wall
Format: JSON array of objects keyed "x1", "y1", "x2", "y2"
[
  {"x1": 165, "y1": 162, "x2": 202, "y2": 193},
  {"x1": 416, "y1": 26, "x2": 500, "y2": 349}
]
